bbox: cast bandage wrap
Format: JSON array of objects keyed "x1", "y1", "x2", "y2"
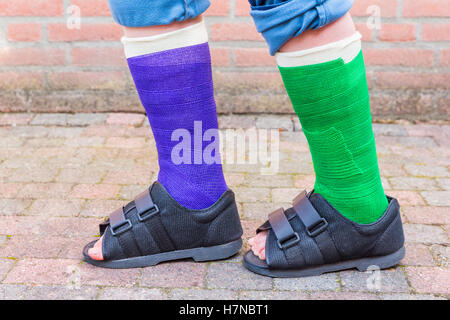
[
  {"x1": 125, "y1": 21, "x2": 227, "y2": 209},
  {"x1": 122, "y1": 20, "x2": 209, "y2": 58},
  {"x1": 278, "y1": 33, "x2": 388, "y2": 224},
  {"x1": 275, "y1": 32, "x2": 362, "y2": 67}
]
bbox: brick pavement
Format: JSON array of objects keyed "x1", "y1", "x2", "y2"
[{"x1": 0, "y1": 113, "x2": 448, "y2": 300}]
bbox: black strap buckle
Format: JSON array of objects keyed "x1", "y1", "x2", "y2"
[
  {"x1": 306, "y1": 218, "x2": 328, "y2": 237},
  {"x1": 277, "y1": 232, "x2": 300, "y2": 250},
  {"x1": 137, "y1": 204, "x2": 159, "y2": 222},
  {"x1": 110, "y1": 219, "x2": 132, "y2": 236}
]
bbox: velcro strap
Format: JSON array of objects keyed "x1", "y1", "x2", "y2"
[
  {"x1": 109, "y1": 207, "x2": 126, "y2": 229},
  {"x1": 134, "y1": 189, "x2": 157, "y2": 216},
  {"x1": 269, "y1": 208, "x2": 296, "y2": 246},
  {"x1": 293, "y1": 191, "x2": 328, "y2": 237},
  {"x1": 133, "y1": 190, "x2": 175, "y2": 253},
  {"x1": 109, "y1": 207, "x2": 141, "y2": 257},
  {"x1": 268, "y1": 208, "x2": 303, "y2": 266},
  {"x1": 292, "y1": 191, "x2": 340, "y2": 263}
]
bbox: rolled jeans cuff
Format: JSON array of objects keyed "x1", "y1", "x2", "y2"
[
  {"x1": 107, "y1": 0, "x2": 211, "y2": 27},
  {"x1": 249, "y1": 0, "x2": 354, "y2": 55}
]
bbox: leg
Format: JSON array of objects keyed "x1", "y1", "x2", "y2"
[
  {"x1": 250, "y1": 12, "x2": 360, "y2": 261},
  {"x1": 85, "y1": 1, "x2": 243, "y2": 265},
  {"x1": 245, "y1": 0, "x2": 404, "y2": 276}
]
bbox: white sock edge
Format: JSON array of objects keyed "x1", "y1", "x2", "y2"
[
  {"x1": 275, "y1": 32, "x2": 362, "y2": 67},
  {"x1": 122, "y1": 20, "x2": 209, "y2": 58}
]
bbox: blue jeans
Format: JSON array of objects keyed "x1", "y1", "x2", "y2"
[{"x1": 108, "y1": 0, "x2": 353, "y2": 55}]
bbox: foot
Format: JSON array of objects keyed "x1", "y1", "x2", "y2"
[
  {"x1": 88, "y1": 236, "x2": 104, "y2": 260},
  {"x1": 248, "y1": 231, "x2": 268, "y2": 260}
]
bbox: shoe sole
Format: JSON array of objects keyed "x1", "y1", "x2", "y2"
[
  {"x1": 243, "y1": 246, "x2": 405, "y2": 278},
  {"x1": 83, "y1": 238, "x2": 242, "y2": 269}
]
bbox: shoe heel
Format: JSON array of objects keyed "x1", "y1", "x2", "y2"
[
  {"x1": 356, "y1": 246, "x2": 405, "y2": 272},
  {"x1": 193, "y1": 238, "x2": 242, "y2": 262}
]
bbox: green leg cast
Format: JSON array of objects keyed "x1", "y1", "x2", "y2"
[{"x1": 279, "y1": 51, "x2": 388, "y2": 224}]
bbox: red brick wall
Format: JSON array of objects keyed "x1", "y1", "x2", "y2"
[{"x1": 0, "y1": 0, "x2": 449, "y2": 119}]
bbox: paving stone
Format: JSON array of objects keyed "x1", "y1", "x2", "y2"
[
  {"x1": 387, "y1": 191, "x2": 425, "y2": 206},
  {"x1": 0, "y1": 113, "x2": 34, "y2": 126},
  {"x1": 31, "y1": 114, "x2": 67, "y2": 126},
  {"x1": 293, "y1": 174, "x2": 315, "y2": 189},
  {"x1": 0, "y1": 116, "x2": 449, "y2": 300},
  {"x1": 274, "y1": 274, "x2": 339, "y2": 292},
  {"x1": 240, "y1": 290, "x2": 308, "y2": 300},
  {"x1": 46, "y1": 127, "x2": 85, "y2": 138},
  {"x1": 105, "y1": 137, "x2": 147, "y2": 149},
  {"x1": 27, "y1": 199, "x2": 84, "y2": 217},
  {"x1": 99, "y1": 287, "x2": 166, "y2": 300},
  {"x1": 0, "y1": 284, "x2": 28, "y2": 299},
  {"x1": 340, "y1": 269, "x2": 409, "y2": 293},
  {"x1": 436, "y1": 178, "x2": 450, "y2": 190},
  {"x1": 26, "y1": 285, "x2": 98, "y2": 300},
  {"x1": 309, "y1": 291, "x2": 379, "y2": 300},
  {"x1": 430, "y1": 245, "x2": 450, "y2": 267},
  {"x1": 0, "y1": 235, "x2": 66, "y2": 258},
  {"x1": 402, "y1": 206, "x2": 450, "y2": 224},
  {"x1": 207, "y1": 263, "x2": 272, "y2": 290},
  {"x1": 80, "y1": 199, "x2": 126, "y2": 217},
  {"x1": 243, "y1": 202, "x2": 290, "y2": 220},
  {"x1": 271, "y1": 188, "x2": 302, "y2": 203},
  {"x1": 401, "y1": 243, "x2": 435, "y2": 267},
  {"x1": 403, "y1": 224, "x2": 449, "y2": 244},
  {"x1": 421, "y1": 191, "x2": 450, "y2": 206},
  {"x1": 404, "y1": 164, "x2": 449, "y2": 178},
  {"x1": 0, "y1": 235, "x2": 6, "y2": 247},
  {"x1": 233, "y1": 187, "x2": 271, "y2": 203},
  {"x1": 70, "y1": 184, "x2": 120, "y2": 200},
  {"x1": 141, "y1": 262, "x2": 206, "y2": 288},
  {"x1": 0, "y1": 199, "x2": 32, "y2": 215},
  {"x1": 4, "y1": 258, "x2": 80, "y2": 285},
  {"x1": 78, "y1": 262, "x2": 140, "y2": 287},
  {"x1": 0, "y1": 258, "x2": 15, "y2": 280},
  {"x1": 56, "y1": 168, "x2": 107, "y2": 184},
  {"x1": 106, "y1": 113, "x2": 145, "y2": 126},
  {"x1": 389, "y1": 177, "x2": 439, "y2": 191},
  {"x1": 66, "y1": 113, "x2": 108, "y2": 126},
  {"x1": 0, "y1": 137, "x2": 23, "y2": 148},
  {"x1": 16, "y1": 183, "x2": 73, "y2": 199},
  {"x1": 373, "y1": 124, "x2": 408, "y2": 136},
  {"x1": 102, "y1": 168, "x2": 153, "y2": 185},
  {"x1": 64, "y1": 137, "x2": 105, "y2": 148},
  {"x1": 406, "y1": 267, "x2": 450, "y2": 295},
  {"x1": 118, "y1": 185, "x2": 147, "y2": 201},
  {"x1": 171, "y1": 289, "x2": 238, "y2": 300},
  {"x1": 218, "y1": 115, "x2": 256, "y2": 129},
  {"x1": 380, "y1": 293, "x2": 446, "y2": 300},
  {"x1": 245, "y1": 174, "x2": 293, "y2": 188},
  {"x1": 255, "y1": 115, "x2": 294, "y2": 131}
]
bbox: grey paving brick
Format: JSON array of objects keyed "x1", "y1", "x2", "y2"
[
  {"x1": 66, "y1": 113, "x2": 108, "y2": 126},
  {"x1": 239, "y1": 290, "x2": 308, "y2": 300},
  {"x1": 340, "y1": 269, "x2": 410, "y2": 293},
  {"x1": 99, "y1": 287, "x2": 166, "y2": 300},
  {"x1": 170, "y1": 289, "x2": 238, "y2": 300},
  {"x1": 207, "y1": 263, "x2": 272, "y2": 290},
  {"x1": 421, "y1": 191, "x2": 450, "y2": 206},
  {"x1": 26, "y1": 285, "x2": 98, "y2": 300},
  {"x1": 380, "y1": 293, "x2": 446, "y2": 300},
  {"x1": 404, "y1": 224, "x2": 449, "y2": 244},
  {"x1": 373, "y1": 124, "x2": 408, "y2": 136},
  {"x1": 31, "y1": 114, "x2": 68, "y2": 126},
  {"x1": 0, "y1": 284, "x2": 28, "y2": 299},
  {"x1": 274, "y1": 273, "x2": 339, "y2": 292}
]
